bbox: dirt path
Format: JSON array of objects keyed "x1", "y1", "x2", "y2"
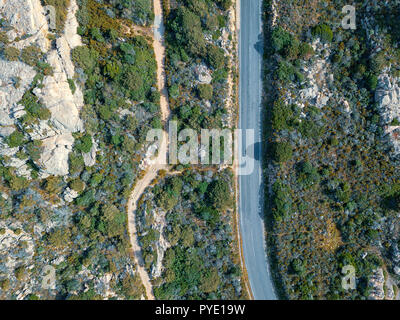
[{"x1": 126, "y1": 0, "x2": 170, "y2": 301}]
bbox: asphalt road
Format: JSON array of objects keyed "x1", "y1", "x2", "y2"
[{"x1": 238, "y1": 0, "x2": 276, "y2": 300}]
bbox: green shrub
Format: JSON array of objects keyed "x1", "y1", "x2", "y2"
[
  {"x1": 206, "y1": 44, "x2": 226, "y2": 69},
  {"x1": 198, "y1": 84, "x2": 213, "y2": 100},
  {"x1": 277, "y1": 60, "x2": 296, "y2": 82},
  {"x1": 168, "y1": 7, "x2": 206, "y2": 56},
  {"x1": 37, "y1": 61, "x2": 54, "y2": 76},
  {"x1": 6, "y1": 131, "x2": 25, "y2": 147},
  {"x1": 90, "y1": 27, "x2": 104, "y2": 42},
  {"x1": 297, "y1": 161, "x2": 321, "y2": 188},
  {"x1": 207, "y1": 178, "x2": 232, "y2": 210},
  {"x1": 283, "y1": 38, "x2": 300, "y2": 60},
  {"x1": 271, "y1": 27, "x2": 293, "y2": 53},
  {"x1": 68, "y1": 79, "x2": 76, "y2": 94},
  {"x1": 71, "y1": 46, "x2": 99, "y2": 71},
  {"x1": 69, "y1": 152, "x2": 85, "y2": 175},
  {"x1": 19, "y1": 91, "x2": 51, "y2": 121},
  {"x1": 9, "y1": 175, "x2": 28, "y2": 191},
  {"x1": 122, "y1": 67, "x2": 144, "y2": 100},
  {"x1": 298, "y1": 42, "x2": 314, "y2": 60},
  {"x1": 272, "y1": 100, "x2": 295, "y2": 130},
  {"x1": 216, "y1": 0, "x2": 232, "y2": 11},
  {"x1": 0, "y1": 278, "x2": 10, "y2": 290},
  {"x1": 75, "y1": 134, "x2": 93, "y2": 153},
  {"x1": 390, "y1": 118, "x2": 400, "y2": 126},
  {"x1": 312, "y1": 24, "x2": 333, "y2": 42},
  {"x1": 199, "y1": 267, "x2": 220, "y2": 293},
  {"x1": 14, "y1": 266, "x2": 26, "y2": 281},
  {"x1": 272, "y1": 179, "x2": 292, "y2": 220},
  {"x1": 21, "y1": 45, "x2": 43, "y2": 66},
  {"x1": 0, "y1": 31, "x2": 8, "y2": 44},
  {"x1": 44, "y1": 176, "x2": 64, "y2": 194},
  {"x1": 98, "y1": 105, "x2": 112, "y2": 120},
  {"x1": 370, "y1": 52, "x2": 387, "y2": 74},
  {"x1": 47, "y1": 227, "x2": 71, "y2": 248},
  {"x1": 169, "y1": 84, "x2": 180, "y2": 98},
  {"x1": 298, "y1": 119, "x2": 322, "y2": 139},
  {"x1": 366, "y1": 74, "x2": 378, "y2": 91},
  {"x1": 101, "y1": 204, "x2": 126, "y2": 238},
  {"x1": 70, "y1": 179, "x2": 86, "y2": 193},
  {"x1": 272, "y1": 141, "x2": 293, "y2": 162},
  {"x1": 291, "y1": 259, "x2": 306, "y2": 275},
  {"x1": 3, "y1": 46, "x2": 19, "y2": 61}
]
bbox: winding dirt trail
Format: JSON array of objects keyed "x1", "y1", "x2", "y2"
[{"x1": 126, "y1": 0, "x2": 170, "y2": 300}]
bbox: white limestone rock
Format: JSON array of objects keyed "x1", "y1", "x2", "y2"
[
  {"x1": 33, "y1": 49, "x2": 83, "y2": 133},
  {"x1": 63, "y1": 187, "x2": 79, "y2": 203},
  {"x1": 393, "y1": 266, "x2": 400, "y2": 276},
  {"x1": 83, "y1": 140, "x2": 97, "y2": 167},
  {"x1": 0, "y1": 141, "x2": 19, "y2": 157},
  {"x1": 39, "y1": 132, "x2": 74, "y2": 177},
  {"x1": 375, "y1": 74, "x2": 400, "y2": 154},
  {"x1": 298, "y1": 57, "x2": 332, "y2": 109},
  {"x1": 0, "y1": 126, "x2": 15, "y2": 138},
  {"x1": 0, "y1": 59, "x2": 36, "y2": 126},
  {"x1": 376, "y1": 74, "x2": 400, "y2": 124},
  {"x1": 369, "y1": 268, "x2": 385, "y2": 300},
  {"x1": 195, "y1": 64, "x2": 212, "y2": 84},
  {"x1": 0, "y1": 0, "x2": 50, "y2": 51}
]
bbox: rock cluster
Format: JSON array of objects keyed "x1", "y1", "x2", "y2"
[
  {"x1": 0, "y1": 60, "x2": 36, "y2": 178},
  {"x1": 0, "y1": 222, "x2": 35, "y2": 299},
  {"x1": 285, "y1": 39, "x2": 336, "y2": 114},
  {"x1": 194, "y1": 64, "x2": 212, "y2": 84},
  {"x1": 0, "y1": 60, "x2": 36, "y2": 126},
  {"x1": 375, "y1": 74, "x2": 400, "y2": 154},
  {"x1": 63, "y1": 187, "x2": 79, "y2": 203},
  {"x1": 369, "y1": 268, "x2": 385, "y2": 300}
]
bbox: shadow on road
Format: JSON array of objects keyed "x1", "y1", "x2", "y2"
[{"x1": 254, "y1": 33, "x2": 264, "y2": 55}]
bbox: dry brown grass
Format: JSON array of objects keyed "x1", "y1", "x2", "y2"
[{"x1": 314, "y1": 218, "x2": 343, "y2": 252}]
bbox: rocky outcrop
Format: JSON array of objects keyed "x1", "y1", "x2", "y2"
[
  {"x1": 34, "y1": 0, "x2": 84, "y2": 177},
  {"x1": 83, "y1": 139, "x2": 97, "y2": 167},
  {"x1": 0, "y1": 222, "x2": 35, "y2": 300},
  {"x1": 33, "y1": 49, "x2": 83, "y2": 133},
  {"x1": 297, "y1": 40, "x2": 333, "y2": 110},
  {"x1": 368, "y1": 267, "x2": 398, "y2": 300},
  {"x1": 0, "y1": 59, "x2": 36, "y2": 178},
  {"x1": 375, "y1": 74, "x2": 400, "y2": 125},
  {"x1": 369, "y1": 268, "x2": 385, "y2": 300},
  {"x1": 0, "y1": 0, "x2": 84, "y2": 178},
  {"x1": 63, "y1": 187, "x2": 79, "y2": 203},
  {"x1": 0, "y1": 0, "x2": 50, "y2": 51},
  {"x1": 39, "y1": 132, "x2": 75, "y2": 176},
  {"x1": 374, "y1": 74, "x2": 400, "y2": 154},
  {"x1": 151, "y1": 208, "x2": 170, "y2": 279},
  {"x1": 0, "y1": 59, "x2": 36, "y2": 126},
  {"x1": 194, "y1": 64, "x2": 212, "y2": 84}
]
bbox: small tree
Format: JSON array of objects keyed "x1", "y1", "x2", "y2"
[
  {"x1": 3, "y1": 46, "x2": 19, "y2": 61},
  {"x1": 207, "y1": 179, "x2": 233, "y2": 210},
  {"x1": 312, "y1": 24, "x2": 333, "y2": 43},
  {"x1": 272, "y1": 141, "x2": 293, "y2": 162},
  {"x1": 6, "y1": 131, "x2": 25, "y2": 148},
  {"x1": 198, "y1": 84, "x2": 213, "y2": 100},
  {"x1": 75, "y1": 134, "x2": 93, "y2": 153}
]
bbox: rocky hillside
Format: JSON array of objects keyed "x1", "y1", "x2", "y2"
[
  {"x1": 0, "y1": 0, "x2": 161, "y2": 299},
  {"x1": 264, "y1": 0, "x2": 400, "y2": 300}
]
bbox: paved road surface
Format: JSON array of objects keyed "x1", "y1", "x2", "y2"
[{"x1": 238, "y1": 0, "x2": 276, "y2": 300}]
